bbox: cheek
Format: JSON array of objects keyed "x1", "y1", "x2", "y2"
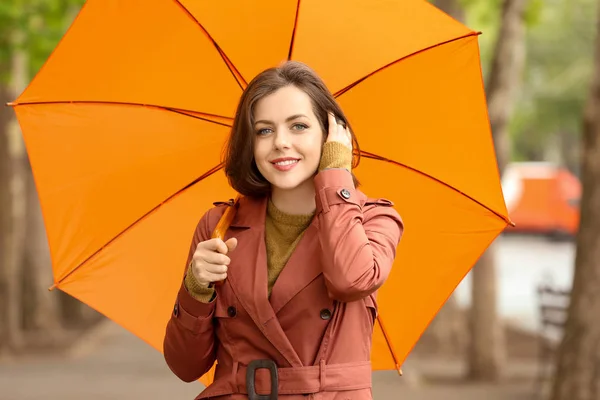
[
  {"x1": 253, "y1": 141, "x2": 267, "y2": 163},
  {"x1": 253, "y1": 142, "x2": 273, "y2": 177}
]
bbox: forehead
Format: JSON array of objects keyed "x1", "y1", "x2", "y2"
[{"x1": 254, "y1": 85, "x2": 315, "y2": 120}]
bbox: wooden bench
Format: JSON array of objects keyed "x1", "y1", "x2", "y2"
[{"x1": 535, "y1": 281, "x2": 570, "y2": 397}]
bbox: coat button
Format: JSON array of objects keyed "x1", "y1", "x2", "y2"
[
  {"x1": 227, "y1": 306, "x2": 237, "y2": 318},
  {"x1": 340, "y1": 189, "x2": 351, "y2": 199},
  {"x1": 173, "y1": 303, "x2": 179, "y2": 317},
  {"x1": 320, "y1": 309, "x2": 332, "y2": 320}
]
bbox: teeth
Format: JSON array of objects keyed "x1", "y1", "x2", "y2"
[{"x1": 275, "y1": 160, "x2": 298, "y2": 166}]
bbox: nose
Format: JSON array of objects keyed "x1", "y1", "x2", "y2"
[{"x1": 273, "y1": 129, "x2": 291, "y2": 150}]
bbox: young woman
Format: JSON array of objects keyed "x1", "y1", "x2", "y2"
[{"x1": 163, "y1": 61, "x2": 404, "y2": 400}]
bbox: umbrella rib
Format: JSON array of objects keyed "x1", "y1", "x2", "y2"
[
  {"x1": 173, "y1": 0, "x2": 248, "y2": 90},
  {"x1": 360, "y1": 150, "x2": 511, "y2": 225},
  {"x1": 287, "y1": 0, "x2": 302, "y2": 60},
  {"x1": 166, "y1": 108, "x2": 232, "y2": 128},
  {"x1": 334, "y1": 31, "x2": 481, "y2": 98},
  {"x1": 8, "y1": 100, "x2": 233, "y2": 128},
  {"x1": 50, "y1": 151, "x2": 508, "y2": 287},
  {"x1": 51, "y1": 163, "x2": 226, "y2": 289}
]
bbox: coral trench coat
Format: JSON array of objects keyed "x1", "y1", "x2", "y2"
[{"x1": 163, "y1": 169, "x2": 404, "y2": 399}]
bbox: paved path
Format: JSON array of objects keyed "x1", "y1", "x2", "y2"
[{"x1": 0, "y1": 321, "x2": 540, "y2": 400}]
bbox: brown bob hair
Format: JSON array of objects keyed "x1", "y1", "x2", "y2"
[{"x1": 223, "y1": 61, "x2": 361, "y2": 197}]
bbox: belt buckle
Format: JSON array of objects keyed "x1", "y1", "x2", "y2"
[{"x1": 246, "y1": 359, "x2": 278, "y2": 400}]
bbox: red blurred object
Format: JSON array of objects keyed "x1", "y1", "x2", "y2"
[{"x1": 502, "y1": 162, "x2": 581, "y2": 237}]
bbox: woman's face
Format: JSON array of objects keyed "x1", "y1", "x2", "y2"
[{"x1": 253, "y1": 85, "x2": 324, "y2": 193}]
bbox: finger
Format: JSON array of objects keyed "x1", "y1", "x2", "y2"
[
  {"x1": 200, "y1": 251, "x2": 230, "y2": 266},
  {"x1": 328, "y1": 112, "x2": 337, "y2": 136},
  {"x1": 337, "y1": 121, "x2": 346, "y2": 136},
  {"x1": 336, "y1": 124, "x2": 350, "y2": 147},
  {"x1": 202, "y1": 263, "x2": 228, "y2": 274},
  {"x1": 225, "y1": 237, "x2": 238, "y2": 252},
  {"x1": 201, "y1": 238, "x2": 228, "y2": 254}
]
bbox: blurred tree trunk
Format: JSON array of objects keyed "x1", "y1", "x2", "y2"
[
  {"x1": 15, "y1": 29, "x2": 64, "y2": 339},
  {"x1": 468, "y1": 0, "x2": 528, "y2": 381},
  {"x1": 0, "y1": 78, "x2": 13, "y2": 356},
  {"x1": 8, "y1": 30, "x2": 28, "y2": 352},
  {"x1": 550, "y1": 3, "x2": 600, "y2": 399},
  {"x1": 0, "y1": 30, "x2": 29, "y2": 354},
  {"x1": 427, "y1": 0, "x2": 467, "y2": 357}
]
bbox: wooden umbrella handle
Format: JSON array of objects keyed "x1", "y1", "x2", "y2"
[
  {"x1": 377, "y1": 314, "x2": 403, "y2": 376},
  {"x1": 211, "y1": 195, "x2": 241, "y2": 286}
]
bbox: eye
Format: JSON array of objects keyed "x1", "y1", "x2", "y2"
[
  {"x1": 292, "y1": 123, "x2": 308, "y2": 131},
  {"x1": 257, "y1": 127, "x2": 273, "y2": 136}
]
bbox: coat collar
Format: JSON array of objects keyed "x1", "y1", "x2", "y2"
[
  {"x1": 225, "y1": 190, "x2": 370, "y2": 317},
  {"x1": 223, "y1": 189, "x2": 369, "y2": 365},
  {"x1": 229, "y1": 195, "x2": 265, "y2": 229},
  {"x1": 225, "y1": 195, "x2": 303, "y2": 366},
  {"x1": 229, "y1": 186, "x2": 369, "y2": 229},
  {"x1": 227, "y1": 195, "x2": 324, "y2": 315}
]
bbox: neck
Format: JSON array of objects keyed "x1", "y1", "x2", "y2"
[{"x1": 270, "y1": 179, "x2": 316, "y2": 215}]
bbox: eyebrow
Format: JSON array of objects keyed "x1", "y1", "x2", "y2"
[{"x1": 254, "y1": 114, "x2": 308, "y2": 126}]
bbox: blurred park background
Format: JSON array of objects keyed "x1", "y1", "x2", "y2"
[{"x1": 1, "y1": 0, "x2": 600, "y2": 399}]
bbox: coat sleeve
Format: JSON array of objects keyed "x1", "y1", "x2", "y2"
[
  {"x1": 314, "y1": 169, "x2": 404, "y2": 302},
  {"x1": 163, "y1": 208, "x2": 218, "y2": 382}
]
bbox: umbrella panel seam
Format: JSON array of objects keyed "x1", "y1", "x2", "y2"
[
  {"x1": 51, "y1": 163, "x2": 225, "y2": 288},
  {"x1": 54, "y1": 151, "x2": 508, "y2": 289},
  {"x1": 287, "y1": 0, "x2": 301, "y2": 60},
  {"x1": 173, "y1": 0, "x2": 248, "y2": 90},
  {"x1": 9, "y1": 101, "x2": 233, "y2": 128},
  {"x1": 360, "y1": 151, "x2": 509, "y2": 224},
  {"x1": 334, "y1": 31, "x2": 481, "y2": 98}
]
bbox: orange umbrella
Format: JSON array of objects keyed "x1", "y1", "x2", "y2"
[{"x1": 9, "y1": 0, "x2": 510, "y2": 385}]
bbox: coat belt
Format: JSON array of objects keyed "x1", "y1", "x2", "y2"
[{"x1": 234, "y1": 360, "x2": 372, "y2": 395}]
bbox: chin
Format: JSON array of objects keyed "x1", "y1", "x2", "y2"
[
  {"x1": 269, "y1": 179, "x2": 305, "y2": 191},
  {"x1": 259, "y1": 163, "x2": 318, "y2": 193},
  {"x1": 270, "y1": 175, "x2": 316, "y2": 192}
]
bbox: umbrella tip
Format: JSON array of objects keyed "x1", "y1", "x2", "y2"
[
  {"x1": 397, "y1": 366, "x2": 403, "y2": 376},
  {"x1": 5, "y1": 102, "x2": 15, "y2": 107},
  {"x1": 48, "y1": 283, "x2": 58, "y2": 291}
]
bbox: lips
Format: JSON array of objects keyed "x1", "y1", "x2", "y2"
[
  {"x1": 270, "y1": 157, "x2": 300, "y2": 171},
  {"x1": 270, "y1": 157, "x2": 300, "y2": 165}
]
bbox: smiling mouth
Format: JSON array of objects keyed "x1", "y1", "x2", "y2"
[{"x1": 272, "y1": 159, "x2": 299, "y2": 166}]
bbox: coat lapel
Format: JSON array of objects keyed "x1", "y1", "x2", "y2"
[
  {"x1": 225, "y1": 196, "x2": 303, "y2": 367},
  {"x1": 269, "y1": 221, "x2": 322, "y2": 315},
  {"x1": 267, "y1": 190, "x2": 369, "y2": 314}
]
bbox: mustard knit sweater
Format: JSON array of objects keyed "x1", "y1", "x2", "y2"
[{"x1": 185, "y1": 141, "x2": 353, "y2": 303}]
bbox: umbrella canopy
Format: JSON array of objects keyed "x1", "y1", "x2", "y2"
[{"x1": 9, "y1": 0, "x2": 510, "y2": 382}]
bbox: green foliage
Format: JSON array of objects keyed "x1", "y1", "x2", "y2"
[
  {"x1": 431, "y1": 0, "x2": 543, "y2": 76},
  {"x1": 0, "y1": 0, "x2": 85, "y2": 84},
  {"x1": 460, "y1": 0, "x2": 543, "y2": 74},
  {"x1": 524, "y1": 0, "x2": 544, "y2": 26},
  {"x1": 510, "y1": 0, "x2": 597, "y2": 163}
]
